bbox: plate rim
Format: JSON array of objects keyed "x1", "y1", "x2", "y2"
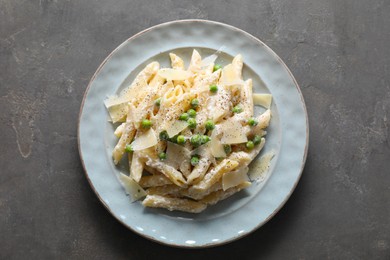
[{"x1": 77, "y1": 19, "x2": 309, "y2": 248}]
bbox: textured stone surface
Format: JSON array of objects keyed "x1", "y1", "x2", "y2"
[{"x1": 0, "y1": 0, "x2": 389, "y2": 259}]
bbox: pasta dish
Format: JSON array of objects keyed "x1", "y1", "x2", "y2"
[{"x1": 104, "y1": 50, "x2": 272, "y2": 213}]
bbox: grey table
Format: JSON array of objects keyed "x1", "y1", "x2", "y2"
[{"x1": 1, "y1": 0, "x2": 389, "y2": 259}]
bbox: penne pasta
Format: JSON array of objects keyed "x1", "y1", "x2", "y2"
[
  {"x1": 180, "y1": 181, "x2": 222, "y2": 200},
  {"x1": 142, "y1": 194, "x2": 207, "y2": 213},
  {"x1": 188, "y1": 49, "x2": 202, "y2": 73},
  {"x1": 201, "y1": 181, "x2": 251, "y2": 206},
  {"x1": 186, "y1": 156, "x2": 212, "y2": 184},
  {"x1": 145, "y1": 158, "x2": 187, "y2": 187},
  {"x1": 232, "y1": 54, "x2": 243, "y2": 80},
  {"x1": 114, "y1": 122, "x2": 125, "y2": 138},
  {"x1": 146, "y1": 184, "x2": 183, "y2": 197},
  {"x1": 191, "y1": 159, "x2": 239, "y2": 192},
  {"x1": 112, "y1": 103, "x2": 137, "y2": 164},
  {"x1": 139, "y1": 173, "x2": 172, "y2": 188},
  {"x1": 169, "y1": 53, "x2": 185, "y2": 70},
  {"x1": 130, "y1": 151, "x2": 145, "y2": 182}
]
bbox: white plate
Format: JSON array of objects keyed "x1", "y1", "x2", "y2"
[{"x1": 78, "y1": 20, "x2": 309, "y2": 248}]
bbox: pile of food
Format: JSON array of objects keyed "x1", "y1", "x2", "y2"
[{"x1": 104, "y1": 50, "x2": 272, "y2": 213}]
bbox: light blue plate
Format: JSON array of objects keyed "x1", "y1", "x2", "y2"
[{"x1": 78, "y1": 20, "x2": 309, "y2": 248}]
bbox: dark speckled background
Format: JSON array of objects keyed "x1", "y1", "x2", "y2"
[{"x1": 1, "y1": 0, "x2": 389, "y2": 259}]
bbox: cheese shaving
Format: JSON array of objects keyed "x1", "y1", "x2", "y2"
[
  {"x1": 253, "y1": 93, "x2": 273, "y2": 109},
  {"x1": 166, "y1": 120, "x2": 188, "y2": 138},
  {"x1": 118, "y1": 173, "x2": 147, "y2": 202},
  {"x1": 131, "y1": 129, "x2": 157, "y2": 151},
  {"x1": 210, "y1": 129, "x2": 226, "y2": 157},
  {"x1": 219, "y1": 120, "x2": 248, "y2": 144},
  {"x1": 166, "y1": 142, "x2": 191, "y2": 169},
  {"x1": 158, "y1": 68, "x2": 192, "y2": 81},
  {"x1": 222, "y1": 166, "x2": 249, "y2": 191}
]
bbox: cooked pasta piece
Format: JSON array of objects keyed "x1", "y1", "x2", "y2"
[
  {"x1": 145, "y1": 158, "x2": 187, "y2": 187},
  {"x1": 191, "y1": 159, "x2": 239, "y2": 192},
  {"x1": 129, "y1": 62, "x2": 160, "y2": 106},
  {"x1": 186, "y1": 156, "x2": 212, "y2": 184},
  {"x1": 114, "y1": 123, "x2": 125, "y2": 138},
  {"x1": 201, "y1": 181, "x2": 251, "y2": 206},
  {"x1": 180, "y1": 181, "x2": 222, "y2": 200},
  {"x1": 188, "y1": 49, "x2": 202, "y2": 73},
  {"x1": 232, "y1": 54, "x2": 243, "y2": 79},
  {"x1": 142, "y1": 194, "x2": 207, "y2": 213},
  {"x1": 112, "y1": 111, "x2": 136, "y2": 164},
  {"x1": 146, "y1": 184, "x2": 183, "y2": 196},
  {"x1": 169, "y1": 53, "x2": 185, "y2": 70},
  {"x1": 139, "y1": 174, "x2": 172, "y2": 188},
  {"x1": 130, "y1": 151, "x2": 145, "y2": 182}
]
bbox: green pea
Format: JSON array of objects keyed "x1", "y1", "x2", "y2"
[
  {"x1": 125, "y1": 144, "x2": 133, "y2": 152},
  {"x1": 205, "y1": 120, "x2": 215, "y2": 131},
  {"x1": 190, "y1": 134, "x2": 202, "y2": 147},
  {"x1": 187, "y1": 118, "x2": 197, "y2": 129},
  {"x1": 177, "y1": 135, "x2": 186, "y2": 144},
  {"x1": 158, "y1": 152, "x2": 167, "y2": 160},
  {"x1": 213, "y1": 64, "x2": 222, "y2": 72},
  {"x1": 253, "y1": 135, "x2": 262, "y2": 145},
  {"x1": 223, "y1": 144, "x2": 232, "y2": 154},
  {"x1": 201, "y1": 135, "x2": 210, "y2": 144},
  {"x1": 248, "y1": 117, "x2": 258, "y2": 126},
  {"x1": 246, "y1": 141, "x2": 255, "y2": 150},
  {"x1": 191, "y1": 155, "x2": 200, "y2": 166},
  {"x1": 190, "y1": 98, "x2": 199, "y2": 108},
  {"x1": 179, "y1": 113, "x2": 189, "y2": 121},
  {"x1": 159, "y1": 130, "x2": 169, "y2": 140},
  {"x1": 209, "y1": 84, "x2": 218, "y2": 93},
  {"x1": 169, "y1": 134, "x2": 179, "y2": 143},
  {"x1": 187, "y1": 109, "x2": 197, "y2": 118},
  {"x1": 154, "y1": 98, "x2": 161, "y2": 106},
  {"x1": 232, "y1": 105, "x2": 243, "y2": 114},
  {"x1": 141, "y1": 119, "x2": 152, "y2": 129}
]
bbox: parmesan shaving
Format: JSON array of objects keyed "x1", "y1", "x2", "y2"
[
  {"x1": 131, "y1": 129, "x2": 158, "y2": 151},
  {"x1": 249, "y1": 151, "x2": 275, "y2": 181},
  {"x1": 158, "y1": 68, "x2": 192, "y2": 81},
  {"x1": 105, "y1": 102, "x2": 129, "y2": 123},
  {"x1": 201, "y1": 54, "x2": 218, "y2": 67},
  {"x1": 166, "y1": 120, "x2": 188, "y2": 138},
  {"x1": 166, "y1": 142, "x2": 191, "y2": 169},
  {"x1": 219, "y1": 120, "x2": 248, "y2": 144},
  {"x1": 222, "y1": 167, "x2": 249, "y2": 191},
  {"x1": 201, "y1": 45, "x2": 225, "y2": 67},
  {"x1": 219, "y1": 64, "x2": 240, "y2": 85},
  {"x1": 104, "y1": 95, "x2": 129, "y2": 108},
  {"x1": 118, "y1": 173, "x2": 147, "y2": 202},
  {"x1": 210, "y1": 129, "x2": 226, "y2": 157},
  {"x1": 191, "y1": 142, "x2": 212, "y2": 157},
  {"x1": 253, "y1": 93, "x2": 273, "y2": 108}
]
